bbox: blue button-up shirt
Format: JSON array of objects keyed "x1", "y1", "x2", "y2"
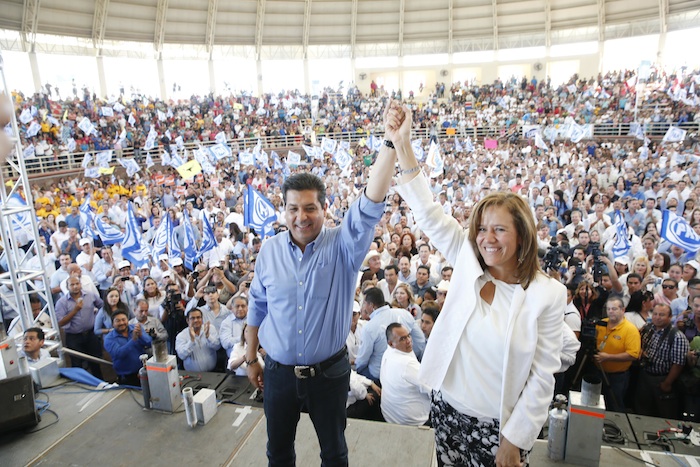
[
  {"x1": 55, "y1": 291, "x2": 104, "y2": 334},
  {"x1": 248, "y1": 193, "x2": 384, "y2": 366},
  {"x1": 104, "y1": 325, "x2": 152, "y2": 376}
]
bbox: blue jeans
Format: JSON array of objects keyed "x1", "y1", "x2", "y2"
[
  {"x1": 263, "y1": 353, "x2": 351, "y2": 467},
  {"x1": 601, "y1": 369, "x2": 629, "y2": 412}
]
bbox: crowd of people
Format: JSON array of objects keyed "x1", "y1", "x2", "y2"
[{"x1": 1, "y1": 66, "x2": 700, "y2": 464}]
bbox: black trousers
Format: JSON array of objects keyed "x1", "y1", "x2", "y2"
[{"x1": 65, "y1": 331, "x2": 103, "y2": 379}]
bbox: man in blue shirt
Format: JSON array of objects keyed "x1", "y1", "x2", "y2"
[
  {"x1": 246, "y1": 103, "x2": 404, "y2": 466},
  {"x1": 104, "y1": 310, "x2": 152, "y2": 386}
]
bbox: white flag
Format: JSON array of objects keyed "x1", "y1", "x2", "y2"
[
  {"x1": 113, "y1": 102, "x2": 125, "y2": 113},
  {"x1": 19, "y1": 108, "x2": 32, "y2": 124},
  {"x1": 67, "y1": 138, "x2": 77, "y2": 152},
  {"x1": 157, "y1": 110, "x2": 166, "y2": 121},
  {"x1": 26, "y1": 121, "x2": 41, "y2": 138},
  {"x1": 85, "y1": 168, "x2": 100, "y2": 178},
  {"x1": 287, "y1": 151, "x2": 301, "y2": 166},
  {"x1": 78, "y1": 117, "x2": 96, "y2": 136},
  {"x1": 209, "y1": 143, "x2": 232, "y2": 161},
  {"x1": 321, "y1": 137, "x2": 337, "y2": 155},
  {"x1": 535, "y1": 133, "x2": 549, "y2": 151},
  {"x1": 82, "y1": 152, "x2": 93, "y2": 169},
  {"x1": 175, "y1": 136, "x2": 184, "y2": 149},
  {"x1": 214, "y1": 114, "x2": 223, "y2": 126},
  {"x1": 146, "y1": 153, "x2": 154, "y2": 169},
  {"x1": 102, "y1": 107, "x2": 114, "y2": 117},
  {"x1": 215, "y1": 132, "x2": 226, "y2": 145},
  {"x1": 239, "y1": 151, "x2": 254, "y2": 166},
  {"x1": 23, "y1": 144, "x2": 35, "y2": 159},
  {"x1": 334, "y1": 148, "x2": 353, "y2": 171},
  {"x1": 128, "y1": 114, "x2": 136, "y2": 126},
  {"x1": 662, "y1": 126, "x2": 687, "y2": 143}
]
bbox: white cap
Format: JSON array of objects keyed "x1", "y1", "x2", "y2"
[
  {"x1": 138, "y1": 263, "x2": 150, "y2": 270},
  {"x1": 162, "y1": 270, "x2": 172, "y2": 278},
  {"x1": 171, "y1": 257, "x2": 183, "y2": 267},
  {"x1": 614, "y1": 256, "x2": 630, "y2": 266},
  {"x1": 436, "y1": 280, "x2": 450, "y2": 292},
  {"x1": 686, "y1": 260, "x2": 700, "y2": 273},
  {"x1": 79, "y1": 238, "x2": 91, "y2": 246},
  {"x1": 158, "y1": 254, "x2": 169, "y2": 262},
  {"x1": 117, "y1": 260, "x2": 131, "y2": 270},
  {"x1": 362, "y1": 250, "x2": 381, "y2": 267}
]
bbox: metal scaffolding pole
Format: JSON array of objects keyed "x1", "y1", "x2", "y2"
[{"x1": 0, "y1": 50, "x2": 63, "y2": 358}]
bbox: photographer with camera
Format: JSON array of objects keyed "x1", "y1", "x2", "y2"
[
  {"x1": 593, "y1": 297, "x2": 641, "y2": 412},
  {"x1": 160, "y1": 282, "x2": 188, "y2": 354}
]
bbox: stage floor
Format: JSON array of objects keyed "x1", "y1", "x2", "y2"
[{"x1": 1, "y1": 375, "x2": 698, "y2": 466}]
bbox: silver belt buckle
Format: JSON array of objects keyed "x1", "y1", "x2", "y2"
[{"x1": 293, "y1": 365, "x2": 315, "y2": 379}]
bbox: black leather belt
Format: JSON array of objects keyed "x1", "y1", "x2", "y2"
[{"x1": 279, "y1": 346, "x2": 347, "y2": 379}]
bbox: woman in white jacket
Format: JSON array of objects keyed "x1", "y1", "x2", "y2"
[{"x1": 388, "y1": 104, "x2": 565, "y2": 467}]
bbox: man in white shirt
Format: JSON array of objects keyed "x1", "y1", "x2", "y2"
[
  {"x1": 20, "y1": 327, "x2": 52, "y2": 365},
  {"x1": 397, "y1": 256, "x2": 415, "y2": 284},
  {"x1": 76, "y1": 238, "x2": 99, "y2": 275},
  {"x1": 380, "y1": 323, "x2": 431, "y2": 426},
  {"x1": 377, "y1": 265, "x2": 403, "y2": 303}
]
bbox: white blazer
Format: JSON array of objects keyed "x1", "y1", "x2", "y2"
[{"x1": 397, "y1": 174, "x2": 565, "y2": 450}]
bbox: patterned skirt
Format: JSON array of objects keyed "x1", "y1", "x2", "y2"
[{"x1": 430, "y1": 391, "x2": 529, "y2": 467}]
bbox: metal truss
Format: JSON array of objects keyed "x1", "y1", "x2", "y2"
[
  {"x1": 20, "y1": 0, "x2": 41, "y2": 53},
  {"x1": 154, "y1": 0, "x2": 169, "y2": 54},
  {"x1": 92, "y1": 0, "x2": 109, "y2": 50},
  {"x1": 205, "y1": 0, "x2": 218, "y2": 56},
  {"x1": 0, "y1": 50, "x2": 62, "y2": 356}
]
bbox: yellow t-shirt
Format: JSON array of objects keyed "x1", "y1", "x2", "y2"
[{"x1": 596, "y1": 318, "x2": 641, "y2": 373}]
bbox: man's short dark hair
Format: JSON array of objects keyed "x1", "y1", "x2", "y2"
[
  {"x1": 58, "y1": 221, "x2": 67, "y2": 227},
  {"x1": 418, "y1": 243, "x2": 430, "y2": 252},
  {"x1": 385, "y1": 264, "x2": 399, "y2": 275},
  {"x1": 282, "y1": 173, "x2": 325, "y2": 207},
  {"x1": 29, "y1": 294, "x2": 41, "y2": 305},
  {"x1": 363, "y1": 287, "x2": 386, "y2": 308},
  {"x1": 421, "y1": 301, "x2": 440, "y2": 322},
  {"x1": 441, "y1": 266, "x2": 453, "y2": 274},
  {"x1": 416, "y1": 265, "x2": 430, "y2": 274},
  {"x1": 25, "y1": 327, "x2": 44, "y2": 340},
  {"x1": 385, "y1": 322, "x2": 403, "y2": 343},
  {"x1": 688, "y1": 278, "x2": 700, "y2": 288},
  {"x1": 627, "y1": 273, "x2": 643, "y2": 283},
  {"x1": 111, "y1": 310, "x2": 129, "y2": 322}
]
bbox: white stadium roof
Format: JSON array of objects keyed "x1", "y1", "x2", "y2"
[{"x1": 0, "y1": 0, "x2": 699, "y2": 59}]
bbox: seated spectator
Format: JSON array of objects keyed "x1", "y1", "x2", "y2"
[
  {"x1": 226, "y1": 324, "x2": 264, "y2": 376},
  {"x1": 104, "y1": 310, "x2": 153, "y2": 386},
  {"x1": 175, "y1": 308, "x2": 220, "y2": 372},
  {"x1": 379, "y1": 323, "x2": 431, "y2": 426},
  {"x1": 346, "y1": 369, "x2": 382, "y2": 421},
  {"x1": 220, "y1": 296, "x2": 249, "y2": 357},
  {"x1": 20, "y1": 327, "x2": 51, "y2": 365},
  {"x1": 390, "y1": 283, "x2": 421, "y2": 318}
]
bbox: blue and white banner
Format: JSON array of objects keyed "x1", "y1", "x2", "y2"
[
  {"x1": 569, "y1": 123, "x2": 586, "y2": 143},
  {"x1": 23, "y1": 145, "x2": 35, "y2": 159},
  {"x1": 85, "y1": 168, "x2": 100, "y2": 178},
  {"x1": 535, "y1": 133, "x2": 548, "y2": 151},
  {"x1": 146, "y1": 152, "x2": 154, "y2": 169},
  {"x1": 334, "y1": 148, "x2": 353, "y2": 171},
  {"x1": 465, "y1": 137, "x2": 474, "y2": 153},
  {"x1": 215, "y1": 131, "x2": 226, "y2": 145},
  {"x1": 5, "y1": 193, "x2": 35, "y2": 241},
  {"x1": 209, "y1": 143, "x2": 231, "y2": 161},
  {"x1": 175, "y1": 136, "x2": 184, "y2": 149},
  {"x1": 213, "y1": 114, "x2": 223, "y2": 126},
  {"x1": 244, "y1": 185, "x2": 277, "y2": 237},
  {"x1": 411, "y1": 139, "x2": 425, "y2": 161},
  {"x1": 96, "y1": 150, "x2": 113, "y2": 167},
  {"x1": 454, "y1": 136, "x2": 463, "y2": 152},
  {"x1": 662, "y1": 126, "x2": 687, "y2": 143},
  {"x1": 166, "y1": 215, "x2": 181, "y2": 258},
  {"x1": 181, "y1": 212, "x2": 198, "y2": 270},
  {"x1": 157, "y1": 110, "x2": 166, "y2": 122},
  {"x1": 661, "y1": 209, "x2": 700, "y2": 253},
  {"x1": 113, "y1": 102, "x2": 125, "y2": 113},
  {"x1": 121, "y1": 203, "x2": 150, "y2": 268},
  {"x1": 426, "y1": 141, "x2": 442, "y2": 169},
  {"x1": 287, "y1": 151, "x2": 301, "y2": 166},
  {"x1": 19, "y1": 108, "x2": 32, "y2": 125},
  {"x1": 101, "y1": 107, "x2": 114, "y2": 117},
  {"x1": 199, "y1": 214, "x2": 217, "y2": 256},
  {"x1": 78, "y1": 117, "x2": 97, "y2": 136},
  {"x1": 151, "y1": 217, "x2": 168, "y2": 257},
  {"x1": 79, "y1": 196, "x2": 95, "y2": 239},
  {"x1": 321, "y1": 137, "x2": 337, "y2": 155},
  {"x1": 118, "y1": 158, "x2": 140, "y2": 177},
  {"x1": 95, "y1": 216, "x2": 125, "y2": 245},
  {"x1": 239, "y1": 151, "x2": 254, "y2": 166},
  {"x1": 194, "y1": 148, "x2": 216, "y2": 175},
  {"x1": 272, "y1": 151, "x2": 283, "y2": 170},
  {"x1": 612, "y1": 210, "x2": 631, "y2": 257},
  {"x1": 628, "y1": 122, "x2": 645, "y2": 140},
  {"x1": 302, "y1": 145, "x2": 315, "y2": 159},
  {"x1": 26, "y1": 121, "x2": 41, "y2": 138},
  {"x1": 523, "y1": 125, "x2": 541, "y2": 139},
  {"x1": 128, "y1": 114, "x2": 136, "y2": 126}
]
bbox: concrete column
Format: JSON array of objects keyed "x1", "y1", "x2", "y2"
[
  {"x1": 28, "y1": 51, "x2": 42, "y2": 93},
  {"x1": 303, "y1": 58, "x2": 311, "y2": 96},
  {"x1": 256, "y1": 60, "x2": 263, "y2": 97},
  {"x1": 157, "y1": 56, "x2": 167, "y2": 100},
  {"x1": 597, "y1": 41, "x2": 605, "y2": 74},
  {"x1": 96, "y1": 55, "x2": 107, "y2": 98},
  {"x1": 656, "y1": 33, "x2": 667, "y2": 70},
  {"x1": 208, "y1": 58, "x2": 216, "y2": 94}
]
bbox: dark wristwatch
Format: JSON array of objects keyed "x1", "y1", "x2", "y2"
[
  {"x1": 383, "y1": 139, "x2": 395, "y2": 149},
  {"x1": 246, "y1": 357, "x2": 259, "y2": 366}
]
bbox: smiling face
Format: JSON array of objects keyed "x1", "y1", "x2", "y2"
[
  {"x1": 284, "y1": 190, "x2": 325, "y2": 250},
  {"x1": 476, "y1": 205, "x2": 520, "y2": 281}
]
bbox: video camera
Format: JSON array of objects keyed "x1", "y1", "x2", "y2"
[
  {"x1": 589, "y1": 242, "x2": 606, "y2": 283},
  {"x1": 543, "y1": 239, "x2": 568, "y2": 272}
]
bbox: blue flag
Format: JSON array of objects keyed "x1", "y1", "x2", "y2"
[
  {"x1": 121, "y1": 203, "x2": 150, "y2": 268},
  {"x1": 612, "y1": 210, "x2": 631, "y2": 258},
  {"x1": 244, "y1": 185, "x2": 278, "y2": 237},
  {"x1": 79, "y1": 196, "x2": 97, "y2": 240},
  {"x1": 454, "y1": 136, "x2": 463, "y2": 152},
  {"x1": 95, "y1": 216, "x2": 125, "y2": 245},
  {"x1": 199, "y1": 214, "x2": 217, "y2": 256},
  {"x1": 661, "y1": 210, "x2": 700, "y2": 253},
  {"x1": 181, "y1": 213, "x2": 198, "y2": 270},
  {"x1": 151, "y1": 217, "x2": 168, "y2": 257},
  {"x1": 165, "y1": 215, "x2": 181, "y2": 258}
]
